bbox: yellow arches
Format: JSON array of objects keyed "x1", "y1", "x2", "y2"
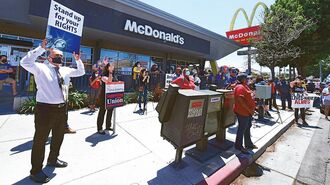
[{"x1": 229, "y1": 2, "x2": 269, "y2": 31}]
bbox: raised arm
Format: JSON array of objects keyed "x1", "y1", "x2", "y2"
[
  {"x1": 66, "y1": 52, "x2": 85, "y2": 77},
  {"x1": 20, "y1": 45, "x2": 45, "y2": 75}
]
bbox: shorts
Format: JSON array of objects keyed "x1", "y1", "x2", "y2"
[{"x1": 0, "y1": 78, "x2": 15, "y2": 90}]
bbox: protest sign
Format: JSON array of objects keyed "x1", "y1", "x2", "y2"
[
  {"x1": 46, "y1": 0, "x2": 84, "y2": 53},
  {"x1": 165, "y1": 73, "x2": 174, "y2": 88},
  {"x1": 291, "y1": 93, "x2": 314, "y2": 108},
  {"x1": 105, "y1": 81, "x2": 125, "y2": 109}
]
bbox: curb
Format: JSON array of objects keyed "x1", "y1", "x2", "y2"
[{"x1": 197, "y1": 114, "x2": 295, "y2": 185}]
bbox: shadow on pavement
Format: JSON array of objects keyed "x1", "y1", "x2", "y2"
[
  {"x1": 85, "y1": 132, "x2": 117, "y2": 147},
  {"x1": 297, "y1": 124, "x2": 322, "y2": 129},
  {"x1": 12, "y1": 166, "x2": 56, "y2": 185},
  {"x1": 10, "y1": 138, "x2": 51, "y2": 155},
  {"x1": 148, "y1": 145, "x2": 243, "y2": 185},
  {"x1": 80, "y1": 109, "x2": 97, "y2": 115}
]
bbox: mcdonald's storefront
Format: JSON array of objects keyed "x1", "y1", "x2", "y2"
[{"x1": 0, "y1": 0, "x2": 241, "y2": 92}]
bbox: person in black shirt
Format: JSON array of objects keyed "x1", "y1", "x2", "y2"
[
  {"x1": 292, "y1": 79, "x2": 308, "y2": 125},
  {"x1": 137, "y1": 68, "x2": 150, "y2": 115},
  {"x1": 96, "y1": 63, "x2": 118, "y2": 134}
]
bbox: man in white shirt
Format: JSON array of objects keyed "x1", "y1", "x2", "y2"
[
  {"x1": 322, "y1": 82, "x2": 330, "y2": 120},
  {"x1": 20, "y1": 39, "x2": 85, "y2": 183}
]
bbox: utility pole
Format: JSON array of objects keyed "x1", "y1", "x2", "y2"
[{"x1": 247, "y1": 46, "x2": 251, "y2": 75}]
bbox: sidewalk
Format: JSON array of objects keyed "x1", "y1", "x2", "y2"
[{"x1": 0, "y1": 101, "x2": 295, "y2": 185}]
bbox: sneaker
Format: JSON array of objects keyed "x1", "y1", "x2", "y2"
[{"x1": 97, "y1": 130, "x2": 105, "y2": 135}]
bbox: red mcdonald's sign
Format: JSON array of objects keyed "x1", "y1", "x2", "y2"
[{"x1": 226, "y1": 25, "x2": 261, "y2": 45}]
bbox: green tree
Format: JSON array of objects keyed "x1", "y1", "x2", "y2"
[
  {"x1": 272, "y1": 0, "x2": 330, "y2": 76},
  {"x1": 253, "y1": 8, "x2": 312, "y2": 79}
]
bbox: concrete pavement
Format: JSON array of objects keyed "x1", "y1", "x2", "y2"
[
  {"x1": 231, "y1": 108, "x2": 326, "y2": 185},
  {"x1": 0, "y1": 101, "x2": 295, "y2": 185}
]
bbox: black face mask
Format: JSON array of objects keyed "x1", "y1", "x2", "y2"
[
  {"x1": 52, "y1": 57, "x2": 63, "y2": 64},
  {"x1": 1, "y1": 59, "x2": 7, "y2": 63}
]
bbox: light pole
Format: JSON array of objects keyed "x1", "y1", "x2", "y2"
[{"x1": 320, "y1": 60, "x2": 323, "y2": 82}]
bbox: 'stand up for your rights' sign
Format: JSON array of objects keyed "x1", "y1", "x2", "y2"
[{"x1": 46, "y1": 0, "x2": 84, "y2": 53}]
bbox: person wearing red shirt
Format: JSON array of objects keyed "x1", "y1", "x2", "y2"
[
  {"x1": 171, "y1": 68, "x2": 195, "y2": 90},
  {"x1": 234, "y1": 73, "x2": 257, "y2": 154}
]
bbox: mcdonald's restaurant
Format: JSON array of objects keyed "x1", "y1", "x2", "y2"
[{"x1": 0, "y1": 0, "x2": 241, "y2": 93}]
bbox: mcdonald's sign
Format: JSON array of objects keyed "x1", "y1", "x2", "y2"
[{"x1": 226, "y1": 2, "x2": 268, "y2": 46}]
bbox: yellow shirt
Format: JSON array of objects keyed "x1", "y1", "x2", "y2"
[{"x1": 133, "y1": 67, "x2": 141, "y2": 80}]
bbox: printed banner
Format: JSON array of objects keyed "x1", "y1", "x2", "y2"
[
  {"x1": 291, "y1": 93, "x2": 314, "y2": 109},
  {"x1": 46, "y1": 0, "x2": 84, "y2": 53},
  {"x1": 187, "y1": 99, "x2": 204, "y2": 118},
  {"x1": 105, "y1": 81, "x2": 125, "y2": 109}
]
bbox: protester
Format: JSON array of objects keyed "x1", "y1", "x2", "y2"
[
  {"x1": 233, "y1": 73, "x2": 257, "y2": 154},
  {"x1": 132, "y1": 62, "x2": 141, "y2": 90},
  {"x1": 97, "y1": 63, "x2": 117, "y2": 134},
  {"x1": 267, "y1": 79, "x2": 277, "y2": 110},
  {"x1": 20, "y1": 39, "x2": 85, "y2": 183},
  {"x1": 277, "y1": 76, "x2": 292, "y2": 110},
  {"x1": 193, "y1": 72, "x2": 201, "y2": 90},
  {"x1": 322, "y1": 82, "x2": 330, "y2": 120},
  {"x1": 88, "y1": 69, "x2": 101, "y2": 111},
  {"x1": 215, "y1": 66, "x2": 228, "y2": 89},
  {"x1": 206, "y1": 69, "x2": 214, "y2": 87},
  {"x1": 172, "y1": 66, "x2": 182, "y2": 81},
  {"x1": 292, "y1": 79, "x2": 308, "y2": 125},
  {"x1": 226, "y1": 67, "x2": 239, "y2": 89},
  {"x1": 150, "y1": 64, "x2": 160, "y2": 91},
  {"x1": 171, "y1": 68, "x2": 195, "y2": 90},
  {"x1": 137, "y1": 68, "x2": 150, "y2": 115},
  {"x1": 307, "y1": 80, "x2": 315, "y2": 93},
  {"x1": 0, "y1": 55, "x2": 17, "y2": 96}
]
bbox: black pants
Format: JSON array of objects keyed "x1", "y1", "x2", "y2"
[
  {"x1": 281, "y1": 95, "x2": 292, "y2": 109},
  {"x1": 294, "y1": 108, "x2": 305, "y2": 122},
  {"x1": 97, "y1": 105, "x2": 114, "y2": 131},
  {"x1": 30, "y1": 103, "x2": 67, "y2": 175}
]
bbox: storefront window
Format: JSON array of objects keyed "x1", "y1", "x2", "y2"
[
  {"x1": 100, "y1": 49, "x2": 118, "y2": 64},
  {"x1": 136, "y1": 55, "x2": 150, "y2": 69},
  {"x1": 118, "y1": 52, "x2": 136, "y2": 75}
]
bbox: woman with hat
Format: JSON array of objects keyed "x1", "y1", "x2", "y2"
[{"x1": 233, "y1": 73, "x2": 258, "y2": 154}]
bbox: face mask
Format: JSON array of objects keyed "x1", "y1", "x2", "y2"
[
  {"x1": 52, "y1": 56, "x2": 63, "y2": 64},
  {"x1": 2, "y1": 59, "x2": 7, "y2": 63},
  {"x1": 185, "y1": 71, "x2": 190, "y2": 76}
]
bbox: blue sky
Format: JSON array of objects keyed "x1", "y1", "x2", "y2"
[{"x1": 139, "y1": 0, "x2": 276, "y2": 72}]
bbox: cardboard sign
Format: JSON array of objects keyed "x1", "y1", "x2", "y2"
[
  {"x1": 105, "y1": 81, "x2": 125, "y2": 109},
  {"x1": 187, "y1": 99, "x2": 204, "y2": 118},
  {"x1": 292, "y1": 93, "x2": 314, "y2": 108},
  {"x1": 46, "y1": 0, "x2": 84, "y2": 53}
]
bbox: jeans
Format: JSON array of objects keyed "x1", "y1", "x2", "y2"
[
  {"x1": 31, "y1": 103, "x2": 67, "y2": 175},
  {"x1": 281, "y1": 94, "x2": 292, "y2": 109},
  {"x1": 138, "y1": 87, "x2": 148, "y2": 110},
  {"x1": 235, "y1": 114, "x2": 254, "y2": 149}
]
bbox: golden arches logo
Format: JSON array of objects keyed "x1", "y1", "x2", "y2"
[{"x1": 229, "y1": 2, "x2": 269, "y2": 31}]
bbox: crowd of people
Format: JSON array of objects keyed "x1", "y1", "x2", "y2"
[{"x1": 18, "y1": 39, "x2": 322, "y2": 183}]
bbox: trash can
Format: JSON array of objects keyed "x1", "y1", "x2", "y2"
[{"x1": 157, "y1": 88, "x2": 208, "y2": 163}]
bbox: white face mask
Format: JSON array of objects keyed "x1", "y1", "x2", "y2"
[{"x1": 185, "y1": 71, "x2": 190, "y2": 76}]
